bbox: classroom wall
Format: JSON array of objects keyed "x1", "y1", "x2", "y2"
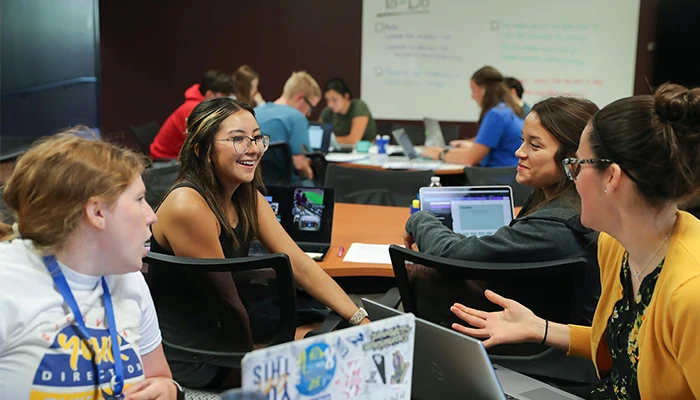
[{"x1": 99, "y1": 0, "x2": 658, "y2": 141}]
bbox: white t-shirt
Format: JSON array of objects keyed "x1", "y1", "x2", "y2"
[{"x1": 0, "y1": 239, "x2": 162, "y2": 399}]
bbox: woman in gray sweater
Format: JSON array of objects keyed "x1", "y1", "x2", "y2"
[{"x1": 404, "y1": 97, "x2": 601, "y2": 326}]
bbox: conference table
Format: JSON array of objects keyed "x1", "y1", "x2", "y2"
[
  {"x1": 319, "y1": 203, "x2": 521, "y2": 278},
  {"x1": 325, "y1": 145, "x2": 467, "y2": 176}
]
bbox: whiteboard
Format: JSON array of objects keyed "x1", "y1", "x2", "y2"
[{"x1": 361, "y1": 0, "x2": 641, "y2": 121}]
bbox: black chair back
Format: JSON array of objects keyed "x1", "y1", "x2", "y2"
[
  {"x1": 261, "y1": 141, "x2": 293, "y2": 185},
  {"x1": 144, "y1": 252, "x2": 297, "y2": 369},
  {"x1": 129, "y1": 122, "x2": 160, "y2": 155},
  {"x1": 387, "y1": 245, "x2": 597, "y2": 389},
  {"x1": 388, "y1": 123, "x2": 425, "y2": 146},
  {"x1": 464, "y1": 166, "x2": 533, "y2": 207},
  {"x1": 0, "y1": 185, "x2": 14, "y2": 224},
  {"x1": 440, "y1": 124, "x2": 460, "y2": 144},
  {"x1": 143, "y1": 161, "x2": 180, "y2": 208},
  {"x1": 324, "y1": 164, "x2": 433, "y2": 206}
]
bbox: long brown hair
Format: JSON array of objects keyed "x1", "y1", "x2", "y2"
[
  {"x1": 177, "y1": 97, "x2": 264, "y2": 245},
  {"x1": 233, "y1": 65, "x2": 260, "y2": 107},
  {"x1": 522, "y1": 97, "x2": 599, "y2": 216},
  {"x1": 472, "y1": 66, "x2": 523, "y2": 123},
  {"x1": 1, "y1": 130, "x2": 146, "y2": 252}
]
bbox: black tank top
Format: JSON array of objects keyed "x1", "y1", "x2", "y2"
[{"x1": 149, "y1": 181, "x2": 249, "y2": 258}]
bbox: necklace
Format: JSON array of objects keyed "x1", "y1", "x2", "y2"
[{"x1": 631, "y1": 231, "x2": 672, "y2": 281}]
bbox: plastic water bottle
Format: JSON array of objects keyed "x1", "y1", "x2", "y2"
[
  {"x1": 429, "y1": 176, "x2": 442, "y2": 187},
  {"x1": 376, "y1": 134, "x2": 389, "y2": 165}
]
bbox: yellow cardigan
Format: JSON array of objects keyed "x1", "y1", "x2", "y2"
[{"x1": 568, "y1": 211, "x2": 700, "y2": 399}]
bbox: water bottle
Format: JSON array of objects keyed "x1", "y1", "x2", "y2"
[{"x1": 429, "y1": 176, "x2": 442, "y2": 187}]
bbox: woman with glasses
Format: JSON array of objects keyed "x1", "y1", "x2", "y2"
[
  {"x1": 451, "y1": 84, "x2": 700, "y2": 399},
  {"x1": 149, "y1": 98, "x2": 369, "y2": 389},
  {"x1": 404, "y1": 97, "x2": 601, "y2": 327},
  {"x1": 320, "y1": 77, "x2": 376, "y2": 144}
]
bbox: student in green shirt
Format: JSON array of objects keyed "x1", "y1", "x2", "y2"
[{"x1": 320, "y1": 78, "x2": 376, "y2": 144}]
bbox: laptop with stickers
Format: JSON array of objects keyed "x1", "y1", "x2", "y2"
[{"x1": 241, "y1": 314, "x2": 416, "y2": 399}]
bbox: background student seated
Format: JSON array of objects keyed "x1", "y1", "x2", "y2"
[
  {"x1": 150, "y1": 70, "x2": 234, "y2": 160},
  {"x1": 450, "y1": 84, "x2": 700, "y2": 399},
  {"x1": 0, "y1": 132, "x2": 180, "y2": 399},
  {"x1": 320, "y1": 77, "x2": 376, "y2": 144},
  {"x1": 149, "y1": 98, "x2": 370, "y2": 389},
  {"x1": 424, "y1": 66, "x2": 524, "y2": 167},
  {"x1": 505, "y1": 76, "x2": 531, "y2": 117},
  {"x1": 233, "y1": 64, "x2": 265, "y2": 107},
  {"x1": 405, "y1": 97, "x2": 601, "y2": 326},
  {"x1": 254, "y1": 71, "x2": 320, "y2": 182}
]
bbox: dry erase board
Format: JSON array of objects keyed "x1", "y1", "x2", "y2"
[{"x1": 361, "y1": 0, "x2": 641, "y2": 121}]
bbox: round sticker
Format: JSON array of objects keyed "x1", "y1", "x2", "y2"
[{"x1": 296, "y1": 342, "x2": 336, "y2": 396}]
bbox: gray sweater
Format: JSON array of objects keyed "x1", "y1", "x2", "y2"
[{"x1": 405, "y1": 194, "x2": 600, "y2": 324}]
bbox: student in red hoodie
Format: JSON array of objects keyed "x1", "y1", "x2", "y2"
[{"x1": 150, "y1": 70, "x2": 234, "y2": 160}]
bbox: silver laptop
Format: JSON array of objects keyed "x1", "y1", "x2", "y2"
[
  {"x1": 423, "y1": 117, "x2": 447, "y2": 148},
  {"x1": 419, "y1": 186, "x2": 514, "y2": 237},
  {"x1": 391, "y1": 128, "x2": 419, "y2": 159},
  {"x1": 362, "y1": 299, "x2": 583, "y2": 400}
]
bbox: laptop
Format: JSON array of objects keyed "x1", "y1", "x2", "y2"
[
  {"x1": 419, "y1": 186, "x2": 514, "y2": 237},
  {"x1": 423, "y1": 117, "x2": 447, "y2": 148},
  {"x1": 362, "y1": 299, "x2": 584, "y2": 400},
  {"x1": 251, "y1": 186, "x2": 335, "y2": 260},
  {"x1": 241, "y1": 313, "x2": 416, "y2": 399},
  {"x1": 391, "y1": 128, "x2": 419, "y2": 159},
  {"x1": 308, "y1": 122, "x2": 333, "y2": 154}
]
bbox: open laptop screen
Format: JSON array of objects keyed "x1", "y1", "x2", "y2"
[
  {"x1": 391, "y1": 128, "x2": 418, "y2": 159},
  {"x1": 308, "y1": 122, "x2": 332, "y2": 153},
  {"x1": 263, "y1": 186, "x2": 334, "y2": 244},
  {"x1": 419, "y1": 186, "x2": 513, "y2": 237}
]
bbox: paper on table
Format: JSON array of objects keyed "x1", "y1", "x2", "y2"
[
  {"x1": 342, "y1": 243, "x2": 403, "y2": 264},
  {"x1": 325, "y1": 153, "x2": 370, "y2": 163},
  {"x1": 304, "y1": 252, "x2": 324, "y2": 261}
]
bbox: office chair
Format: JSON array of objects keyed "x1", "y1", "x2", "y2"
[
  {"x1": 142, "y1": 160, "x2": 180, "y2": 208},
  {"x1": 0, "y1": 135, "x2": 37, "y2": 163},
  {"x1": 440, "y1": 124, "x2": 461, "y2": 144},
  {"x1": 261, "y1": 141, "x2": 293, "y2": 185},
  {"x1": 386, "y1": 245, "x2": 598, "y2": 393},
  {"x1": 144, "y1": 252, "x2": 298, "y2": 371},
  {"x1": 324, "y1": 164, "x2": 433, "y2": 206},
  {"x1": 129, "y1": 121, "x2": 160, "y2": 155},
  {"x1": 0, "y1": 185, "x2": 14, "y2": 225},
  {"x1": 464, "y1": 166, "x2": 533, "y2": 207}
]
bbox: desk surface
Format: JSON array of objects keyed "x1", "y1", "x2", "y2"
[
  {"x1": 326, "y1": 145, "x2": 466, "y2": 176},
  {"x1": 319, "y1": 203, "x2": 521, "y2": 278}
]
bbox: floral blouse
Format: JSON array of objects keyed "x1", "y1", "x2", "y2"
[{"x1": 591, "y1": 253, "x2": 664, "y2": 400}]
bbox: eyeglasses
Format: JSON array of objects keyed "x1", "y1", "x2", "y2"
[
  {"x1": 303, "y1": 96, "x2": 316, "y2": 114},
  {"x1": 562, "y1": 157, "x2": 613, "y2": 181},
  {"x1": 218, "y1": 134, "x2": 271, "y2": 154}
]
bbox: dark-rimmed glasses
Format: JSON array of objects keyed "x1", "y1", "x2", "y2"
[
  {"x1": 303, "y1": 96, "x2": 316, "y2": 115},
  {"x1": 218, "y1": 134, "x2": 271, "y2": 154},
  {"x1": 562, "y1": 157, "x2": 613, "y2": 181}
]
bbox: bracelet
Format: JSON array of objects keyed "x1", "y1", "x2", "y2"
[
  {"x1": 171, "y1": 379, "x2": 185, "y2": 400},
  {"x1": 539, "y1": 319, "x2": 549, "y2": 345},
  {"x1": 439, "y1": 148, "x2": 448, "y2": 160},
  {"x1": 349, "y1": 307, "x2": 368, "y2": 326}
]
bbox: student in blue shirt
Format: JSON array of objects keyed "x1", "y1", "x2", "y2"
[
  {"x1": 254, "y1": 71, "x2": 321, "y2": 182},
  {"x1": 424, "y1": 66, "x2": 524, "y2": 167}
]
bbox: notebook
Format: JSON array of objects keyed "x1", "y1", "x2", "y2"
[
  {"x1": 241, "y1": 313, "x2": 416, "y2": 399},
  {"x1": 308, "y1": 122, "x2": 333, "y2": 154},
  {"x1": 419, "y1": 186, "x2": 514, "y2": 237},
  {"x1": 423, "y1": 117, "x2": 447, "y2": 148},
  {"x1": 391, "y1": 128, "x2": 419, "y2": 160},
  {"x1": 362, "y1": 299, "x2": 583, "y2": 400},
  {"x1": 250, "y1": 186, "x2": 335, "y2": 260}
]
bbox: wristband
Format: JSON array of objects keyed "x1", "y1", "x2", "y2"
[
  {"x1": 539, "y1": 319, "x2": 549, "y2": 345},
  {"x1": 349, "y1": 307, "x2": 368, "y2": 325}
]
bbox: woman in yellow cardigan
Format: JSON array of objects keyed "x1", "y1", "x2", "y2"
[{"x1": 450, "y1": 83, "x2": 700, "y2": 399}]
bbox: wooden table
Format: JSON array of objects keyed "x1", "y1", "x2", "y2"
[{"x1": 319, "y1": 203, "x2": 522, "y2": 278}]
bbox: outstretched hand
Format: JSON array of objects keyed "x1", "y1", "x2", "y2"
[{"x1": 450, "y1": 290, "x2": 543, "y2": 348}]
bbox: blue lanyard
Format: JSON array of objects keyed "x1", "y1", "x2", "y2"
[{"x1": 43, "y1": 255, "x2": 124, "y2": 399}]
